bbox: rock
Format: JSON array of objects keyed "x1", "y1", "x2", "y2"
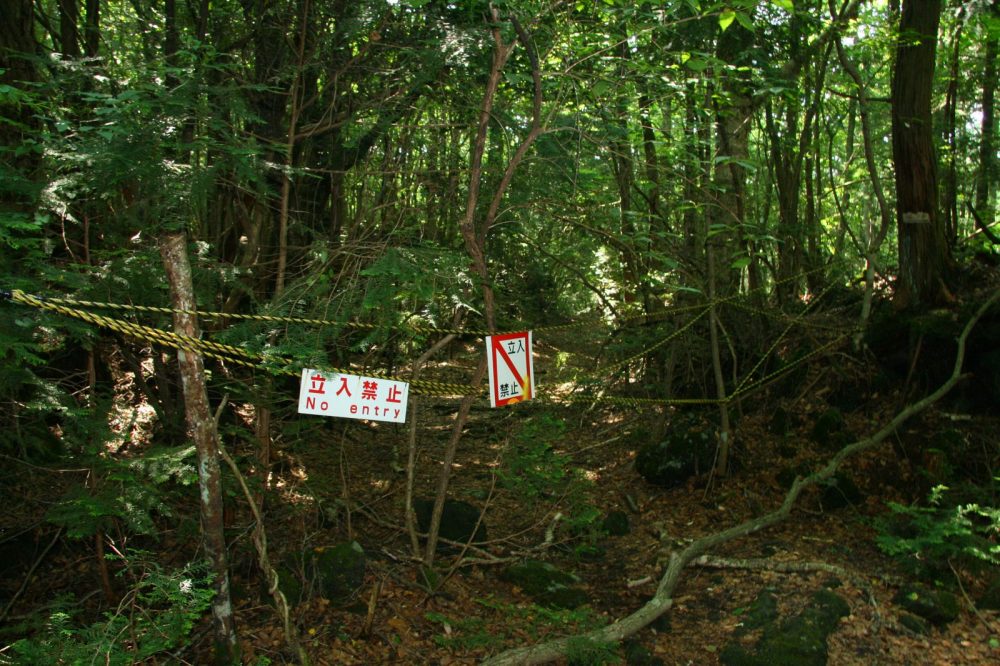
[
  {"x1": 892, "y1": 585, "x2": 960, "y2": 626},
  {"x1": 602, "y1": 510, "x2": 631, "y2": 536},
  {"x1": 310, "y1": 541, "x2": 366, "y2": 604},
  {"x1": 976, "y1": 578, "x2": 1000, "y2": 611},
  {"x1": 413, "y1": 498, "x2": 487, "y2": 550},
  {"x1": 624, "y1": 638, "x2": 665, "y2": 665},
  {"x1": 810, "y1": 408, "x2": 849, "y2": 450},
  {"x1": 500, "y1": 560, "x2": 588, "y2": 609},
  {"x1": 898, "y1": 612, "x2": 930, "y2": 635},
  {"x1": 273, "y1": 561, "x2": 304, "y2": 606},
  {"x1": 775, "y1": 463, "x2": 811, "y2": 490},
  {"x1": 769, "y1": 407, "x2": 791, "y2": 436},
  {"x1": 739, "y1": 589, "x2": 779, "y2": 633},
  {"x1": 819, "y1": 474, "x2": 863, "y2": 510},
  {"x1": 721, "y1": 589, "x2": 850, "y2": 666},
  {"x1": 635, "y1": 421, "x2": 714, "y2": 488}
]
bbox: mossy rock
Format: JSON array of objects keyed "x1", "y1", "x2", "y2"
[
  {"x1": 775, "y1": 462, "x2": 811, "y2": 490},
  {"x1": 975, "y1": 349, "x2": 1000, "y2": 406},
  {"x1": 624, "y1": 638, "x2": 665, "y2": 665},
  {"x1": 500, "y1": 560, "x2": 588, "y2": 609},
  {"x1": 413, "y1": 497, "x2": 487, "y2": 550},
  {"x1": 819, "y1": 473, "x2": 863, "y2": 510},
  {"x1": 602, "y1": 510, "x2": 631, "y2": 537},
  {"x1": 827, "y1": 382, "x2": 867, "y2": 414},
  {"x1": 892, "y1": 585, "x2": 959, "y2": 626},
  {"x1": 273, "y1": 561, "x2": 304, "y2": 606},
  {"x1": 737, "y1": 589, "x2": 779, "y2": 633},
  {"x1": 310, "y1": 540, "x2": 366, "y2": 604},
  {"x1": 635, "y1": 421, "x2": 714, "y2": 488},
  {"x1": 898, "y1": 612, "x2": 930, "y2": 635},
  {"x1": 810, "y1": 408, "x2": 849, "y2": 450},
  {"x1": 768, "y1": 407, "x2": 791, "y2": 436},
  {"x1": 976, "y1": 578, "x2": 1000, "y2": 612},
  {"x1": 722, "y1": 589, "x2": 850, "y2": 666}
]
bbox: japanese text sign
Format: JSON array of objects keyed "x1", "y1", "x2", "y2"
[
  {"x1": 297, "y1": 369, "x2": 408, "y2": 423},
  {"x1": 486, "y1": 331, "x2": 534, "y2": 408}
]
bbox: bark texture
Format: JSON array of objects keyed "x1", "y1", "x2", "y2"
[
  {"x1": 891, "y1": 0, "x2": 949, "y2": 307},
  {"x1": 160, "y1": 233, "x2": 239, "y2": 664}
]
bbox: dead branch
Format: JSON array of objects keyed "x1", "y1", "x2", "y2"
[{"x1": 481, "y1": 288, "x2": 999, "y2": 665}]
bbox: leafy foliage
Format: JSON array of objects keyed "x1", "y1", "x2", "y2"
[
  {"x1": 47, "y1": 444, "x2": 198, "y2": 539},
  {"x1": 11, "y1": 552, "x2": 214, "y2": 665},
  {"x1": 876, "y1": 484, "x2": 1000, "y2": 577},
  {"x1": 425, "y1": 594, "x2": 604, "y2": 652}
]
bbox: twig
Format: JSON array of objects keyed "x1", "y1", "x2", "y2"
[
  {"x1": 948, "y1": 559, "x2": 999, "y2": 633},
  {"x1": 361, "y1": 577, "x2": 384, "y2": 637}
]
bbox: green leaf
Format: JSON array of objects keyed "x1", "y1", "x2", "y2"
[
  {"x1": 684, "y1": 58, "x2": 708, "y2": 72},
  {"x1": 719, "y1": 9, "x2": 736, "y2": 32},
  {"x1": 771, "y1": 0, "x2": 794, "y2": 11},
  {"x1": 735, "y1": 11, "x2": 755, "y2": 32}
]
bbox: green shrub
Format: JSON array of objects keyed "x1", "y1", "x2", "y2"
[
  {"x1": 11, "y1": 551, "x2": 214, "y2": 664},
  {"x1": 876, "y1": 484, "x2": 1000, "y2": 577},
  {"x1": 498, "y1": 413, "x2": 569, "y2": 499}
]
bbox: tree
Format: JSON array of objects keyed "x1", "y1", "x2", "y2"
[
  {"x1": 891, "y1": 0, "x2": 951, "y2": 307},
  {"x1": 160, "y1": 233, "x2": 239, "y2": 664},
  {"x1": 974, "y1": 1, "x2": 998, "y2": 230}
]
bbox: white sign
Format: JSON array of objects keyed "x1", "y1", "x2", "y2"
[
  {"x1": 297, "y1": 369, "x2": 408, "y2": 423},
  {"x1": 486, "y1": 331, "x2": 534, "y2": 408}
]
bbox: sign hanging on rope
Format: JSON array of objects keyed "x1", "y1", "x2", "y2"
[
  {"x1": 297, "y1": 369, "x2": 409, "y2": 423},
  {"x1": 486, "y1": 331, "x2": 534, "y2": 407}
]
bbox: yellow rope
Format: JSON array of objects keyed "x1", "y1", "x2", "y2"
[{"x1": 6, "y1": 281, "x2": 852, "y2": 407}]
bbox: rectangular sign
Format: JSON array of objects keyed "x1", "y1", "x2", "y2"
[
  {"x1": 486, "y1": 331, "x2": 534, "y2": 408},
  {"x1": 297, "y1": 369, "x2": 408, "y2": 423}
]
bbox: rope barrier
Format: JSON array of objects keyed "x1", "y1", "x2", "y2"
[
  {"x1": 23, "y1": 293, "x2": 602, "y2": 338},
  {"x1": 8, "y1": 290, "x2": 478, "y2": 398},
  {"x1": 4, "y1": 280, "x2": 853, "y2": 409}
]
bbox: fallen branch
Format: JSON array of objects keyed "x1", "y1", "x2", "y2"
[
  {"x1": 691, "y1": 554, "x2": 852, "y2": 579},
  {"x1": 481, "y1": 289, "x2": 999, "y2": 666}
]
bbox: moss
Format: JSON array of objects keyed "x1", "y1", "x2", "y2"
[
  {"x1": 892, "y1": 586, "x2": 959, "y2": 626},
  {"x1": 723, "y1": 590, "x2": 849, "y2": 666},
  {"x1": 810, "y1": 408, "x2": 847, "y2": 450},
  {"x1": 311, "y1": 541, "x2": 366, "y2": 604},
  {"x1": 739, "y1": 589, "x2": 778, "y2": 633},
  {"x1": 601, "y1": 510, "x2": 631, "y2": 536},
  {"x1": 500, "y1": 560, "x2": 588, "y2": 609},
  {"x1": 820, "y1": 474, "x2": 863, "y2": 510},
  {"x1": 898, "y1": 612, "x2": 929, "y2": 635},
  {"x1": 635, "y1": 422, "x2": 714, "y2": 488}
]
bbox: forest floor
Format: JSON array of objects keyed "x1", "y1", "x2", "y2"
[{"x1": 2, "y1": 293, "x2": 999, "y2": 665}]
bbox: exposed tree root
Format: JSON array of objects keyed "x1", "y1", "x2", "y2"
[{"x1": 481, "y1": 289, "x2": 999, "y2": 666}]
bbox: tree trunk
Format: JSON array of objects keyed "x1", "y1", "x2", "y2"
[
  {"x1": 941, "y1": 14, "x2": 963, "y2": 244},
  {"x1": 159, "y1": 233, "x2": 239, "y2": 665},
  {"x1": 58, "y1": 0, "x2": 80, "y2": 57},
  {"x1": 84, "y1": 0, "x2": 100, "y2": 58},
  {"x1": 891, "y1": 0, "x2": 949, "y2": 308},
  {"x1": 0, "y1": 0, "x2": 39, "y2": 202},
  {"x1": 975, "y1": 3, "x2": 998, "y2": 227}
]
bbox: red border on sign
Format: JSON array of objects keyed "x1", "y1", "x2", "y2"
[{"x1": 490, "y1": 332, "x2": 532, "y2": 407}]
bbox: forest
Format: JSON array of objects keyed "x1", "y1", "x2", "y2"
[{"x1": 1, "y1": 0, "x2": 999, "y2": 663}]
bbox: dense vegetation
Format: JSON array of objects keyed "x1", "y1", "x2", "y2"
[{"x1": 1, "y1": 0, "x2": 998, "y2": 664}]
